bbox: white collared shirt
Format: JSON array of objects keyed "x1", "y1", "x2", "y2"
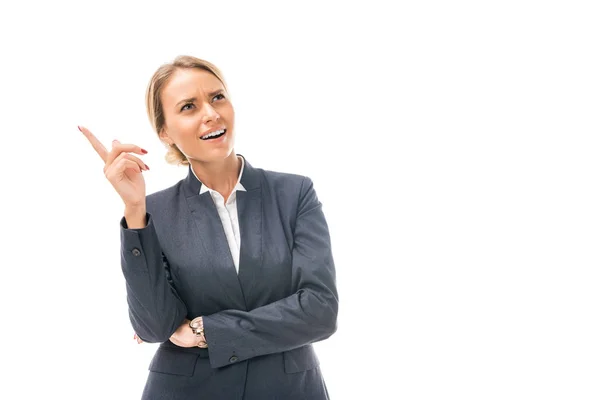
[{"x1": 191, "y1": 157, "x2": 246, "y2": 274}]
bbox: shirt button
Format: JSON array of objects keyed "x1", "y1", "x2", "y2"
[
  {"x1": 229, "y1": 356, "x2": 238, "y2": 363},
  {"x1": 132, "y1": 248, "x2": 141, "y2": 256}
]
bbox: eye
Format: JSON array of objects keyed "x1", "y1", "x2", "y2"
[
  {"x1": 180, "y1": 103, "x2": 194, "y2": 112},
  {"x1": 212, "y1": 93, "x2": 225, "y2": 102}
]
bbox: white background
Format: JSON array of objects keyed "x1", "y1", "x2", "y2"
[{"x1": 1, "y1": 1, "x2": 599, "y2": 399}]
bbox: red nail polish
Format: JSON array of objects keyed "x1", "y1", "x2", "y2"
[{"x1": 141, "y1": 149, "x2": 148, "y2": 154}]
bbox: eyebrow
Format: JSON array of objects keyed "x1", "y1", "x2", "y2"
[{"x1": 175, "y1": 90, "x2": 224, "y2": 108}]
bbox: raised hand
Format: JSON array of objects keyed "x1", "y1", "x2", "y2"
[{"x1": 78, "y1": 126, "x2": 149, "y2": 208}]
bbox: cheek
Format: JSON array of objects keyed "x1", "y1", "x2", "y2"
[
  {"x1": 176, "y1": 118, "x2": 201, "y2": 137},
  {"x1": 223, "y1": 104, "x2": 235, "y2": 121}
]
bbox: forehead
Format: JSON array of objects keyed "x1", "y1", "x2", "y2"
[{"x1": 161, "y1": 68, "x2": 224, "y2": 104}]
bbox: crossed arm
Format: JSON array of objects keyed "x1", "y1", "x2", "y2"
[{"x1": 121, "y1": 177, "x2": 338, "y2": 369}]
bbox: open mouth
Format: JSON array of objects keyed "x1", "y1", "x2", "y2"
[{"x1": 200, "y1": 129, "x2": 226, "y2": 140}]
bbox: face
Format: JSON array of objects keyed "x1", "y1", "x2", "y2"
[{"x1": 159, "y1": 68, "x2": 235, "y2": 163}]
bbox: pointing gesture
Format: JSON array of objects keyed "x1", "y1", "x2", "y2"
[{"x1": 78, "y1": 126, "x2": 149, "y2": 208}]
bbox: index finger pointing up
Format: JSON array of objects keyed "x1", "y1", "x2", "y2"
[{"x1": 78, "y1": 125, "x2": 108, "y2": 162}]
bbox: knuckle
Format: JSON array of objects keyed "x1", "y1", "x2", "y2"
[{"x1": 127, "y1": 154, "x2": 143, "y2": 165}]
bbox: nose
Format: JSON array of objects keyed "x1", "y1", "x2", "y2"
[{"x1": 202, "y1": 103, "x2": 220, "y2": 124}]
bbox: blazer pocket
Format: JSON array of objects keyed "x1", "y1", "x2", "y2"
[
  {"x1": 148, "y1": 348, "x2": 200, "y2": 377},
  {"x1": 283, "y1": 345, "x2": 320, "y2": 374}
]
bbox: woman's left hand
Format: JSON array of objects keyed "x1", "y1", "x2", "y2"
[
  {"x1": 133, "y1": 318, "x2": 207, "y2": 348},
  {"x1": 169, "y1": 318, "x2": 208, "y2": 348}
]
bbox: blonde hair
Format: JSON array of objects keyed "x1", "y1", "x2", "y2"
[{"x1": 145, "y1": 55, "x2": 229, "y2": 166}]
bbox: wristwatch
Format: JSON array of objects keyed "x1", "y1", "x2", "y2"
[{"x1": 189, "y1": 317, "x2": 207, "y2": 346}]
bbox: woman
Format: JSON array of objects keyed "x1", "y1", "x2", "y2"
[{"x1": 79, "y1": 55, "x2": 338, "y2": 399}]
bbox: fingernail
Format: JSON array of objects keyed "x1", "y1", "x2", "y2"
[
  {"x1": 145, "y1": 164, "x2": 150, "y2": 170},
  {"x1": 141, "y1": 148, "x2": 148, "y2": 154},
  {"x1": 77, "y1": 126, "x2": 82, "y2": 132}
]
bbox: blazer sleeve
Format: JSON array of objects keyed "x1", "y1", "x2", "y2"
[
  {"x1": 202, "y1": 177, "x2": 338, "y2": 369},
  {"x1": 120, "y1": 214, "x2": 188, "y2": 343}
]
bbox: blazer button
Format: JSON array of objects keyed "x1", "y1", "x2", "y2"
[
  {"x1": 229, "y1": 356, "x2": 238, "y2": 363},
  {"x1": 132, "y1": 248, "x2": 141, "y2": 256}
]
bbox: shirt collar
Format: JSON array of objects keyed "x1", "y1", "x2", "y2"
[{"x1": 191, "y1": 156, "x2": 247, "y2": 195}]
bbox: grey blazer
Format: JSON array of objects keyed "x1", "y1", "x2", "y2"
[{"x1": 119, "y1": 156, "x2": 338, "y2": 399}]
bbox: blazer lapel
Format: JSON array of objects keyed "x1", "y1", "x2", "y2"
[
  {"x1": 183, "y1": 167, "x2": 247, "y2": 311},
  {"x1": 236, "y1": 156, "x2": 263, "y2": 306}
]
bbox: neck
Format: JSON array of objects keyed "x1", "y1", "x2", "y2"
[{"x1": 189, "y1": 153, "x2": 241, "y2": 197}]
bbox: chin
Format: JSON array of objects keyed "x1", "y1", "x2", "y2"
[{"x1": 193, "y1": 149, "x2": 235, "y2": 164}]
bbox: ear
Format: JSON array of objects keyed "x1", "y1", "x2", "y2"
[{"x1": 159, "y1": 128, "x2": 174, "y2": 146}]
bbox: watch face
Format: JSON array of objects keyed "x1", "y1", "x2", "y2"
[{"x1": 189, "y1": 317, "x2": 202, "y2": 329}]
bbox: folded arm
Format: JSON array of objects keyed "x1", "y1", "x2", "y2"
[
  {"x1": 120, "y1": 214, "x2": 188, "y2": 343},
  {"x1": 203, "y1": 177, "x2": 338, "y2": 368}
]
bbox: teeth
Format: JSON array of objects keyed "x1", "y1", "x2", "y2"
[{"x1": 201, "y1": 129, "x2": 225, "y2": 140}]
